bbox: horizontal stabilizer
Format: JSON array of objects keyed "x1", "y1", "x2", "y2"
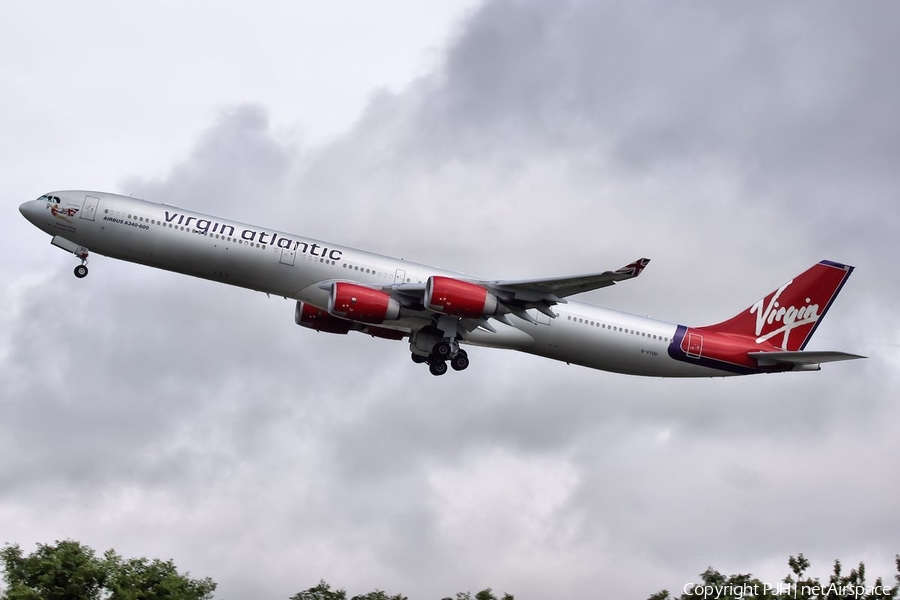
[{"x1": 748, "y1": 350, "x2": 866, "y2": 366}]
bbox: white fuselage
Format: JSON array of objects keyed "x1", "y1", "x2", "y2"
[{"x1": 21, "y1": 191, "x2": 725, "y2": 377}]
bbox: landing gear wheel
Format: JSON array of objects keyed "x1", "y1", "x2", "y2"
[
  {"x1": 411, "y1": 353, "x2": 427, "y2": 364},
  {"x1": 429, "y1": 361, "x2": 448, "y2": 376},
  {"x1": 450, "y1": 350, "x2": 469, "y2": 371},
  {"x1": 432, "y1": 341, "x2": 452, "y2": 359},
  {"x1": 74, "y1": 265, "x2": 88, "y2": 278}
]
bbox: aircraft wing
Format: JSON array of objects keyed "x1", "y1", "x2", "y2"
[
  {"x1": 485, "y1": 257, "x2": 651, "y2": 301},
  {"x1": 382, "y1": 257, "x2": 650, "y2": 329}
]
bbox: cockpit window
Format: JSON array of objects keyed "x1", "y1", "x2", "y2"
[{"x1": 38, "y1": 194, "x2": 60, "y2": 203}]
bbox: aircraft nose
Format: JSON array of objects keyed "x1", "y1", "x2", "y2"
[
  {"x1": 20, "y1": 200, "x2": 37, "y2": 222},
  {"x1": 19, "y1": 198, "x2": 47, "y2": 227}
]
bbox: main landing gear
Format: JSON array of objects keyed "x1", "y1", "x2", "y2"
[
  {"x1": 411, "y1": 346, "x2": 469, "y2": 376},
  {"x1": 409, "y1": 326, "x2": 470, "y2": 376}
]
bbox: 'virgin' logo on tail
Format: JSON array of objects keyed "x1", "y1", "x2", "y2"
[{"x1": 750, "y1": 280, "x2": 820, "y2": 349}]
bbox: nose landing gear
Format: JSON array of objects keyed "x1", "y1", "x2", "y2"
[
  {"x1": 50, "y1": 236, "x2": 90, "y2": 278},
  {"x1": 72, "y1": 247, "x2": 90, "y2": 278},
  {"x1": 73, "y1": 247, "x2": 90, "y2": 278}
]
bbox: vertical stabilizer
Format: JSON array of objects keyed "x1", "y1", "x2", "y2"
[{"x1": 698, "y1": 260, "x2": 854, "y2": 351}]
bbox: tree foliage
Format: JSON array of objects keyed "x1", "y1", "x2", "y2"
[
  {"x1": 289, "y1": 580, "x2": 411, "y2": 600},
  {"x1": 445, "y1": 589, "x2": 514, "y2": 600},
  {"x1": 649, "y1": 554, "x2": 900, "y2": 600},
  {"x1": 1, "y1": 540, "x2": 105, "y2": 600},
  {"x1": 0, "y1": 540, "x2": 215, "y2": 600},
  {"x1": 290, "y1": 581, "x2": 512, "y2": 600},
  {"x1": 290, "y1": 580, "x2": 348, "y2": 600},
  {"x1": 102, "y1": 550, "x2": 216, "y2": 600}
]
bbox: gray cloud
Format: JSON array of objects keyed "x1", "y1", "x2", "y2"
[{"x1": 4, "y1": 1, "x2": 899, "y2": 599}]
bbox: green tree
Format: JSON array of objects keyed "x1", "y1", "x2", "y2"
[
  {"x1": 1, "y1": 540, "x2": 106, "y2": 600},
  {"x1": 477, "y1": 589, "x2": 513, "y2": 600},
  {"x1": 290, "y1": 580, "x2": 347, "y2": 600},
  {"x1": 442, "y1": 589, "x2": 513, "y2": 600},
  {"x1": 648, "y1": 554, "x2": 900, "y2": 600},
  {"x1": 290, "y1": 581, "x2": 410, "y2": 600},
  {"x1": 293, "y1": 582, "x2": 511, "y2": 600},
  {"x1": 103, "y1": 551, "x2": 216, "y2": 600},
  {"x1": 350, "y1": 591, "x2": 408, "y2": 600},
  {"x1": 1, "y1": 540, "x2": 215, "y2": 600}
]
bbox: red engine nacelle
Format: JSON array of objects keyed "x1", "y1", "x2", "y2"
[
  {"x1": 295, "y1": 301, "x2": 351, "y2": 334},
  {"x1": 329, "y1": 282, "x2": 400, "y2": 324},
  {"x1": 424, "y1": 276, "x2": 498, "y2": 318}
]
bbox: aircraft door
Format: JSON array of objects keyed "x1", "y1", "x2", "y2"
[
  {"x1": 686, "y1": 332, "x2": 703, "y2": 358},
  {"x1": 80, "y1": 195, "x2": 99, "y2": 221},
  {"x1": 394, "y1": 268, "x2": 406, "y2": 284},
  {"x1": 279, "y1": 247, "x2": 296, "y2": 266}
]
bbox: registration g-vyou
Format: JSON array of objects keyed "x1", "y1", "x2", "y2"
[{"x1": 20, "y1": 191, "x2": 865, "y2": 377}]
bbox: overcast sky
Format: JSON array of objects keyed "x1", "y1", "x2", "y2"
[{"x1": 2, "y1": 2, "x2": 898, "y2": 599}]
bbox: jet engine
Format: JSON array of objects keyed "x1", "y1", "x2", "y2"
[
  {"x1": 295, "y1": 302, "x2": 351, "y2": 334},
  {"x1": 328, "y1": 282, "x2": 400, "y2": 324},
  {"x1": 424, "y1": 276, "x2": 498, "y2": 318}
]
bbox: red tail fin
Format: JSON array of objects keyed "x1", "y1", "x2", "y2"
[{"x1": 699, "y1": 260, "x2": 854, "y2": 351}]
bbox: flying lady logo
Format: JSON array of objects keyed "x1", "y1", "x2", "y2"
[
  {"x1": 46, "y1": 198, "x2": 79, "y2": 222},
  {"x1": 750, "y1": 280, "x2": 820, "y2": 349}
]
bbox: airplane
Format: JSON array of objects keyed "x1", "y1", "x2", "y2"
[{"x1": 19, "y1": 191, "x2": 865, "y2": 377}]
